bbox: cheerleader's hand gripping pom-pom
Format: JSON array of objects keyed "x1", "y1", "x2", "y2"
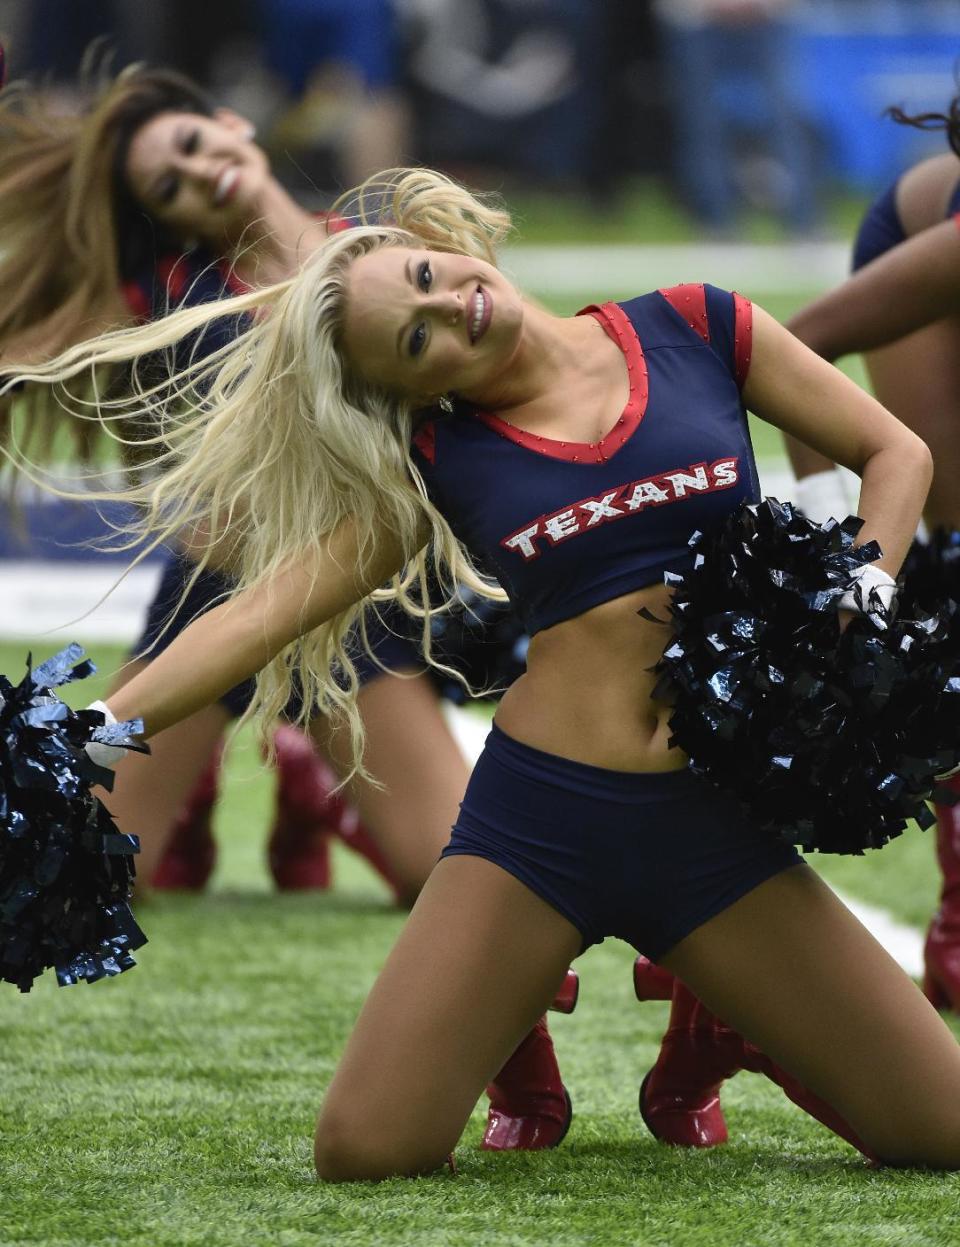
[
  {"x1": 84, "y1": 699, "x2": 140, "y2": 769},
  {"x1": 0, "y1": 646, "x2": 148, "y2": 992},
  {"x1": 652, "y1": 499, "x2": 960, "y2": 854},
  {"x1": 837, "y1": 564, "x2": 897, "y2": 625}
]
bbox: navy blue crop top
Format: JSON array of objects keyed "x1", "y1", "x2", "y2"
[{"x1": 411, "y1": 283, "x2": 759, "y2": 636}]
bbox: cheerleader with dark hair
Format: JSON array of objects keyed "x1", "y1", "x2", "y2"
[{"x1": 783, "y1": 91, "x2": 960, "y2": 1014}]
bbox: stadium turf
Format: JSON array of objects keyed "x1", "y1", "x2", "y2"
[{"x1": 2, "y1": 640, "x2": 958, "y2": 1246}]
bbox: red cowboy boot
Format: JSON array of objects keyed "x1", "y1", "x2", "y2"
[
  {"x1": 267, "y1": 725, "x2": 405, "y2": 900},
  {"x1": 150, "y1": 745, "x2": 221, "y2": 890},
  {"x1": 266, "y1": 725, "x2": 334, "y2": 891},
  {"x1": 923, "y1": 776, "x2": 960, "y2": 1011},
  {"x1": 550, "y1": 969, "x2": 579, "y2": 1014},
  {"x1": 640, "y1": 982, "x2": 877, "y2": 1161},
  {"x1": 638, "y1": 982, "x2": 734, "y2": 1146},
  {"x1": 325, "y1": 799, "x2": 403, "y2": 904},
  {"x1": 482, "y1": 1017, "x2": 572, "y2": 1151},
  {"x1": 633, "y1": 955, "x2": 676, "y2": 1001}
]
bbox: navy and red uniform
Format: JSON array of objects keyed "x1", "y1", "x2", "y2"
[
  {"x1": 852, "y1": 176, "x2": 960, "y2": 272},
  {"x1": 412, "y1": 285, "x2": 801, "y2": 959}
]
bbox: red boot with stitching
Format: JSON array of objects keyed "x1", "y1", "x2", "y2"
[
  {"x1": 482, "y1": 1017, "x2": 572, "y2": 1151},
  {"x1": 923, "y1": 776, "x2": 960, "y2": 1011},
  {"x1": 633, "y1": 955, "x2": 676, "y2": 1002},
  {"x1": 151, "y1": 746, "x2": 221, "y2": 890},
  {"x1": 639, "y1": 982, "x2": 878, "y2": 1161},
  {"x1": 267, "y1": 724, "x2": 403, "y2": 899},
  {"x1": 638, "y1": 983, "x2": 732, "y2": 1146}
]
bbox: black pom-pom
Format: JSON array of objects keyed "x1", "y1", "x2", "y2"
[
  {"x1": 900, "y1": 528, "x2": 960, "y2": 616},
  {"x1": 654, "y1": 500, "x2": 960, "y2": 854},
  {"x1": 0, "y1": 645, "x2": 147, "y2": 991},
  {"x1": 427, "y1": 588, "x2": 528, "y2": 705}
]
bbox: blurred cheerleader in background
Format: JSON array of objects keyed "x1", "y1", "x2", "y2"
[{"x1": 783, "y1": 91, "x2": 960, "y2": 1013}]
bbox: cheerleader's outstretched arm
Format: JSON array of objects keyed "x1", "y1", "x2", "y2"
[
  {"x1": 745, "y1": 305, "x2": 933, "y2": 577},
  {"x1": 105, "y1": 519, "x2": 409, "y2": 739}
]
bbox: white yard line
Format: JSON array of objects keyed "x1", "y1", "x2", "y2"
[
  {"x1": 502, "y1": 241, "x2": 850, "y2": 299},
  {"x1": 0, "y1": 559, "x2": 163, "y2": 643}
]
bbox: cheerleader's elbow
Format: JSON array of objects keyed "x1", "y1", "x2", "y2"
[
  {"x1": 900, "y1": 431, "x2": 934, "y2": 498},
  {"x1": 869, "y1": 428, "x2": 932, "y2": 492}
]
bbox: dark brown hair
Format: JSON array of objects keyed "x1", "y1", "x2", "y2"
[
  {"x1": 0, "y1": 60, "x2": 214, "y2": 467},
  {"x1": 887, "y1": 92, "x2": 960, "y2": 160}
]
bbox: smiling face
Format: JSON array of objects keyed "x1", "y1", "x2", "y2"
[
  {"x1": 340, "y1": 245, "x2": 525, "y2": 405},
  {"x1": 124, "y1": 108, "x2": 271, "y2": 243}
]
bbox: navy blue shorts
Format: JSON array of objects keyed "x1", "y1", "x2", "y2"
[
  {"x1": 134, "y1": 550, "x2": 423, "y2": 719},
  {"x1": 853, "y1": 177, "x2": 960, "y2": 271},
  {"x1": 441, "y1": 723, "x2": 803, "y2": 961}
]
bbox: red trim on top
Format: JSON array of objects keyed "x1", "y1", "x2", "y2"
[
  {"x1": 157, "y1": 254, "x2": 189, "y2": 302},
  {"x1": 121, "y1": 280, "x2": 150, "y2": 322},
  {"x1": 413, "y1": 420, "x2": 436, "y2": 464},
  {"x1": 321, "y1": 210, "x2": 351, "y2": 234},
  {"x1": 471, "y1": 301, "x2": 648, "y2": 465},
  {"x1": 658, "y1": 283, "x2": 709, "y2": 342},
  {"x1": 732, "y1": 292, "x2": 753, "y2": 389},
  {"x1": 217, "y1": 257, "x2": 252, "y2": 297}
]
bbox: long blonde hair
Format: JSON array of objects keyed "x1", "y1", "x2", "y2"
[{"x1": 2, "y1": 169, "x2": 514, "y2": 773}]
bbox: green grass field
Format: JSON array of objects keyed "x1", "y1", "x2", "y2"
[{"x1": 2, "y1": 639, "x2": 959, "y2": 1247}]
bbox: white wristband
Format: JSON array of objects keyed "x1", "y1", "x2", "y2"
[
  {"x1": 794, "y1": 469, "x2": 851, "y2": 526},
  {"x1": 838, "y1": 564, "x2": 897, "y2": 618},
  {"x1": 85, "y1": 699, "x2": 133, "y2": 769}
]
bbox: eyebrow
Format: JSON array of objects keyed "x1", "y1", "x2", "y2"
[{"x1": 395, "y1": 256, "x2": 415, "y2": 358}]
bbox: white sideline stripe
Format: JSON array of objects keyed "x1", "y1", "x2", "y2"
[
  {"x1": 0, "y1": 560, "x2": 163, "y2": 643},
  {"x1": 502, "y1": 241, "x2": 851, "y2": 298},
  {"x1": 442, "y1": 704, "x2": 927, "y2": 980}
]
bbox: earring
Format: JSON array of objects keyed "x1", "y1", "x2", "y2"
[
  {"x1": 438, "y1": 395, "x2": 454, "y2": 414},
  {"x1": 242, "y1": 124, "x2": 256, "y2": 141}
]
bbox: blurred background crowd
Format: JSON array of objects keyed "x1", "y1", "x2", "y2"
[{"x1": 0, "y1": 0, "x2": 958, "y2": 238}]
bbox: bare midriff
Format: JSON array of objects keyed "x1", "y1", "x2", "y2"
[
  {"x1": 896, "y1": 152, "x2": 960, "y2": 236},
  {"x1": 494, "y1": 581, "x2": 688, "y2": 774}
]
